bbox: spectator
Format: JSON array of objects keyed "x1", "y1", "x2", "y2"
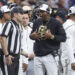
[
  {"x1": 56, "y1": 0, "x2": 66, "y2": 9},
  {"x1": 22, "y1": 5, "x2": 33, "y2": 27},
  {"x1": 56, "y1": 8, "x2": 67, "y2": 23},
  {"x1": 19, "y1": 12, "x2": 35, "y2": 75}
]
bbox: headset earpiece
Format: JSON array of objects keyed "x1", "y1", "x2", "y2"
[{"x1": 46, "y1": 6, "x2": 52, "y2": 14}]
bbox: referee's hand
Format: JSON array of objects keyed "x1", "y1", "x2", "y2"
[{"x1": 5, "y1": 55, "x2": 14, "y2": 66}]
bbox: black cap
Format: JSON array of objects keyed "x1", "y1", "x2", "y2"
[
  {"x1": 11, "y1": 6, "x2": 24, "y2": 14},
  {"x1": 56, "y1": 9, "x2": 67, "y2": 21}
]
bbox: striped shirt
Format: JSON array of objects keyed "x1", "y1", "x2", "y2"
[{"x1": 1, "y1": 20, "x2": 22, "y2": 54}]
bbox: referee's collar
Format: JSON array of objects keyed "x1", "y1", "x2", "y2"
[{"x1": 11, "y1": 19, "x2": 19, "y2": 27}]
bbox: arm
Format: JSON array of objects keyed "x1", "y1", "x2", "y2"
[
  {"x1": 65, "y1": 27, "x2": 75, "y2": 70},
  {"x1": 1, "y1": 36, "x2": 8, "y2": 55},
  {"x1": 30, "y1": 20, "x2": 41, "y2": 41},
  {"x1": 43, "y1": 22, "x2": 66, "y2": 41},
  {"x1": 53, "y1": 23, "x2": 66, "y2": 42},
  {"x1": 0, "y1": 21, "x2": 14, "y2": 65},
  {"x1": 1, "y1": 36, "x2": 14, "y2": 65}
]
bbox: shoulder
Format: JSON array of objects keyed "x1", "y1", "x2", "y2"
[
  {"x1": 50, "y1": 17, "x2": 62, "y2": 26},
  {"x1": 63, "y1": 19, "x2": 75, "y2": 30},
  {"x1": 3, "y1": 21, "x2": 12, "y2": 26}
]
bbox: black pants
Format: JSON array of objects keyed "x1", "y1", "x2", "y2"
[
  {"x1": 5, "y1": 54, "x2": 20, "y2": 75},
  {"x1": 0, "y1": 49, "x2": 5, "y2": 75},
  {"x1": 0, "y1": 55, "x2": 6, "y2": 75}
]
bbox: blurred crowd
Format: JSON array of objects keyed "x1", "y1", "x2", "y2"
[{"x1": 0, "y1": 0, "x2": 75, "y2": 8}]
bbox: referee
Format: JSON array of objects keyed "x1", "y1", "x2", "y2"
[
  {"x1": 0, "y1": 6, "x2": 24, "y2": 75},
  {"x1": 0, "y1": 5, "x2": 11, "y2": 75}
]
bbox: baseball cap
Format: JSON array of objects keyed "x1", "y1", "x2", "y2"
[
  {"x1": 22, "y1": 6, "x2": 32, "y2": 13},
  {"x1": 22, "y1": 6, "x2": 32, "y2": 11},
  {"x1": 39, "y1": 4, "x2": 52, "y2": 14},
  {"x1": 11, "y1": 6, "x2": 24, "y2": 14},
  {"x1": 68, "y1": 5, "x2": 75, "y2": 16},
  {"x1": 56, "y1": 9, "x2": 67, "y2": 21},
  {"x1": 1, "y1": 5, "x2": 11, "y2": 13}
]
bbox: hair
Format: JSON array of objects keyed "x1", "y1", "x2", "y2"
[
  {"x1": 0, "y1": 9, "x2": 4, "y2": 19},
  {"x1": 11, "y1": 6, "x2": 24, "y2": 18}
]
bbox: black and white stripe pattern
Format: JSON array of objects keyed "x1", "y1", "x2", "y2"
[{"x1": 1, "y1": 20, "x2": 21, "y2": 54}]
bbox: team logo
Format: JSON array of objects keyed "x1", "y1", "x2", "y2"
[{"x1": 38, "y1": 25, "x2": 47, "y2": 39}]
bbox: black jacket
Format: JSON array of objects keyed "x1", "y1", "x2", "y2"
[{"x1": 30, "y1": 17, "x2": 66, "y2": 56}]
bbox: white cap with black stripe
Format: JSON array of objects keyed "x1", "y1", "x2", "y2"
[
  {"x1": 1, "y1": 5, "x2": 11, "y2": 13},
  {"x1": 39, "y1": 4, "x2": 52, "y2": 14}
]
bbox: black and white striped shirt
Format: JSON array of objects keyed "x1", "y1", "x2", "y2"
[{"x1": 1, "y1": 20, "x2": 21, "y2": 54}]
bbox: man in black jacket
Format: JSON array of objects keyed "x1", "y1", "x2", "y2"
[{"x1": 30, "y1": 4, "x2": 66, "y2": 75}]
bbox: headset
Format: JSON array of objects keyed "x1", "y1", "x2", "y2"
[{"x1": 46, "y1": 5, "x2": 52, "y2": 14}]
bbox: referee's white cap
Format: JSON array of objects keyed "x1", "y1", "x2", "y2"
[{"x1": 1, "y1": 5, "x2": 11, "y2": 13}]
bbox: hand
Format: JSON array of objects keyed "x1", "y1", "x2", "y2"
[
  {"x1": 5, "y1": 55, "x2": 14, "y2": 66},
  {"x1": 22, "y1": 63, "x2": 28, "y2": 72},
  {"x1": 31, "y1": 29, "x2": 41, "y2": 40},
  {"x1": 28, "y1": 54, "x2": 35, "y2": 59},
  {"x1": 43, "y1": 30, "x2": 53, "y2": 40},
  {"x1": 71, "y1": 63, "x2": 75, "y2": 70}
]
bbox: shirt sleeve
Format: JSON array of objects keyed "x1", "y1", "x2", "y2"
[
  {"x1": 0, "y1": 21, "x2": 12, "y2": 37},
  {"x1": 53, "y1": 22, "x2": 66, "y2": 42}
]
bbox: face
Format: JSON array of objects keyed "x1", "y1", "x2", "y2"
[
  {"x1": 22, "y1": 14, "x2": 29, "y2": 27},
  {"x1": 28, "y1": 11, "x2": 32, "y2": 21},
  {"x1": 39, "y1": 10, "x2": 50, "y2": 21},
  {"x1": 17, "y1": 13, "x2": 23, "y2": 23},
  {"x1": 4, "y1": 12, "x2": 11, "y2": 21}
]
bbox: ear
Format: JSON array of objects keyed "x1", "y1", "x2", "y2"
[
  {"x1": 14, "y1": 13, "x2": 17, "y2": 18},
  {"x1": 0, "y1": 10, "x2": 4, "y2": 18}
]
